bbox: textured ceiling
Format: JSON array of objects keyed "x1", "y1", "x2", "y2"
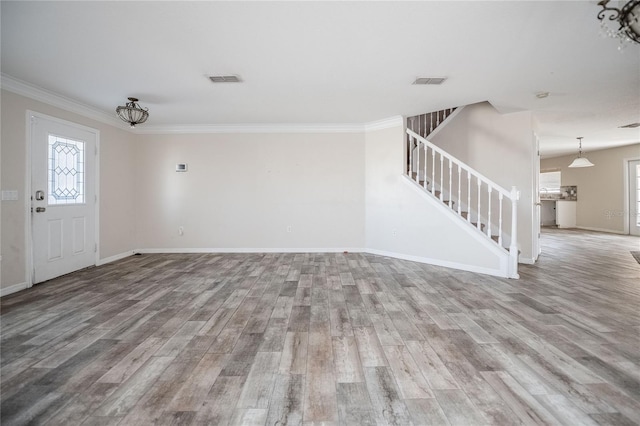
[{"x1": 1, "y1": 1, "x2": 639, "y2": 156}]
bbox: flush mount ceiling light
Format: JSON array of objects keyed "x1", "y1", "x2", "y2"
[
  {"x1": 597, "y1": 0, "x2": 640, "y2": 49},
  {"x1": 568, "y1": 137, "x2": 595, "y2": 168},
  {"x1": 116, "y1": 97, "x2": 149, "y2": 128},
  {"x1": 535, "y1": 91, "x2": 550, "y2": 99}
]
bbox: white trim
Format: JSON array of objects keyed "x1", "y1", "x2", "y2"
[
  {"x1": 133, "y1": 123, "x2": 365, "y2": 135},
  {"x1": 132, "y1": 247, "x2": 511, "y2": 278},
  {"x1": 135, "y1": 247, "x2": 365, "y2": 254},
  {"x1": 26, "y1": 111, "x2": 101, "y2": 285},
  {"x1": 623, "y1": 156, "x2": 640, "y2": 236},
  {"x1": 3, "y1": 73, "x2": 403, "y2": 135},
  {"x1": 25, "y1": 112, "x2": 33, "y2": 289},
  {"x1": 97, "y1": 250, "x2": 135, "y2": 266},
  {"x1": 3, "y1": 74, "x2": 126, "y2": 130},
  {"x1": 365, "y1": 249, "x2": 507, "y2": 278},
  {"x1": 575, "y1": 226, "x2": 627, "y2": 235},
  {"x1": 518, "y1": 257, "x2": 536, "y2": 265},
  {"x1": 364, "y1": 116, "x2": 403, "y2": 132},
  {"x1": 0, "y1": 282, "x2": 29, "y2": 297},
  {"x1": 401, "y1": 176, "x2": 517, "y2": 278}
]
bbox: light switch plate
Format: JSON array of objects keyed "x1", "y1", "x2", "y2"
[{"x1": 1, "y1": 190, "x2": 18, "y2": 201}]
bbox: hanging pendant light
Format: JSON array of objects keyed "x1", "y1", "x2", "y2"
[
  {"x1": 116, "y1": 97, "x2": 149, "y2": 128},
  {"x1": 568, "y1": 137, "x2": 595, "y2": 168}
]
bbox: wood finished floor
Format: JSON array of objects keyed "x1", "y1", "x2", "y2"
[{"x1": 1, "y1": 229, "x2": 639, "y2": 425}]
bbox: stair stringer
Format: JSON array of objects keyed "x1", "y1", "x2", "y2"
[{"x1": 365, "y1": 175, "x2": 512, "y2": 278}]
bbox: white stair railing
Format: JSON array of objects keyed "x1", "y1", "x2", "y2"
[{"x1": 406, "y1": 129, "x2": 519, "y2": 277}]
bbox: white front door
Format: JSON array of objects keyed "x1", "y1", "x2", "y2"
[
  {"x1": 30, "y1": 113, "x2": 98, "y2": 284},
  {"x1": 630, "y1": 159, "x2": 640, "y2": 236}
]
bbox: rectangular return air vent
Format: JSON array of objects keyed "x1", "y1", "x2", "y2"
[
  {"x1": 619, "y1": 122, "x2": 640, "y2": 128},
  {"x1": 209, "y1": 75, "x2": 242, "y2": 83},
  {"x1": 413, "y1": 77, "x2": 447, "y2": 85}
]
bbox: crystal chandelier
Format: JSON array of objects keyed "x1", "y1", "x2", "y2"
[
  {"x1": 568, "y1": 137, "x2": 595, "y2": 168},
  {"x1": 116, "y1": 97, "x2": 149, "y2": 128},
  {"x1": 597, "y1": 0, "x2": 640, "y2": 49}
]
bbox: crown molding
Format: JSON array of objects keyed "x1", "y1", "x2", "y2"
[
  {"x1": 1, "y1": 73, "x2": 128, "y2": 130},
  {"x1": 2, "y1": 73, "x2": 403, "y2": 135},
  {"x1": 364, "y1": 115, "x2": 404, "y2": 132},
  {"x1": 133, "y1": 123, "x2": 366, "y2": 135}
]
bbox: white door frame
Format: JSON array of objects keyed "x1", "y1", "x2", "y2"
[
  {"x1": 623, "y1": 156, "x2": 640, "y2": 235},
  {"x1": 531, "y1": 132, "x2": 541, "y2": 261},
  {"x1": 25, "y1": 110, "x2": 100, "y2": 288}
]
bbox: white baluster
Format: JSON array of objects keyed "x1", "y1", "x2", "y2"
[
  {"x1": 498, "y1": 192, "x2": 504, "y2": 246},
  {"x1": 509, "y1": 186, "x2": 519, "y2": 278},
  {"x1": 467, "y1": 170, "x2": 471, "y2": 222},
  {"x1": 423, "y1": 143, "x2": 428, "y2": 189},
  {"x1": 477, "y1": 179, "x2": 481, "y2": 230},
  {"x1": 431, "y1": 149, "x2": 436, "y2": 196},
  {"x1": 487, "y1": 187, "x2": 492, "y2": 238},
  {"x1": 423, "y1": 114, "x2": 427, "y2": 137},
  {"x1": 457, "y1": 166, "x2": 461, "y2": 214},
  {"x1": 440, "y1": 156, "x2": 444, "y2": 201},
  {"x1": 448, "y1": 159, "x2": 453, "y2": 208},
  {"x1": 430, "y1": 113, "x2": 433, "y2": 134},
  {"x1": 408, "y1": 135, "x2": 413, "y2": 178}
]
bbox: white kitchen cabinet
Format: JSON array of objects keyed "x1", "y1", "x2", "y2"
[{"x1": 556, "y1": 200, "x2": 576, "y2": 228}]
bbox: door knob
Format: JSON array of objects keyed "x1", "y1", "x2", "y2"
[{"x1": 35, "y1": 207, "x2": 46, "y2": 213}]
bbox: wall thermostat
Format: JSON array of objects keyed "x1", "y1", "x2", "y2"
[{"x1": 176, "y1": 163, "x2": 188, "y2": 172}]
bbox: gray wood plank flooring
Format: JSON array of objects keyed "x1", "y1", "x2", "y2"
[{"x1": 1, "y1": 229, "x2": 639, "y2": 425}]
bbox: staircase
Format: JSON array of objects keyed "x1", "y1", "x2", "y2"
[{"x1": 405, "y1": 110, "x2": 520, "y2": 279}]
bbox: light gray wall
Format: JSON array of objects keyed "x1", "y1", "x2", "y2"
[
  {"x1": 541, "y1": 143, "x2": 640, "y2": 233},
  {"x1": 134, "y1": 132, "x2": 366, "y2": 250},
  {"x1": 1, "y1": 90, "x2": 137, "y2": 290}
]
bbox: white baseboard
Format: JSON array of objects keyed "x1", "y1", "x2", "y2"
[
  {"x1": 519, "y1": 257, "x2": 536, "y2": 265},
  {"x1": 364, "y1": 248, "x2": 509, "y2": 278},
  {"x1": 0, "y1": 282, "x2": 28, "y2": 297},
  {"x1": 575, "y1": 226, "x2": 627, "y2": 235},
  {"x1": 96, "y1": 250, "x2": 135, "y2": 266},
  {"x1": 135, "y1": 247, "x2": 365, "y2": 254}
]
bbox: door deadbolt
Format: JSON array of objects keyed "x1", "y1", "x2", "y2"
[
  {"x1": 35, "y1": 190, "x2": 45, "y2": 201},
  {"x1": 35, "y1": 207, "x2": 46, "y2": 213}
]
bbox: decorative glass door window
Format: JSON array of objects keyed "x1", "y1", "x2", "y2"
[{"x1": 48, "y1": 135, "x2": 85, "y2": 204}]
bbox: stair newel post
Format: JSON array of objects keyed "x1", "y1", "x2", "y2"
[
  {"x1": 457, "y1": 166, "x2": 461, "y2": 215},
  {"x1": 448, "y1": 159, "x2": 453, "y2": 208},
  {"x1": 423, "y1": 143, "x2": 428, "y2": 190},
  {"x1": 439, "y1": 155, "x2": 444, "y2": 201},
  {"x1": 431, "y1": 149, "x2": 436, "y2": 196},
  {"x1": 477, "y1": 179, "x2": 482, "y2": 230},
  {"x1": 509, "y1": 186, "x2": 519, "y2": 278},
  {"x1": 498, "y1": 192, "x2": 504, "y2": 246},
  {"x1": 467, "y1": 170, "x2": 471, "y2": 223},
  {"x1": 487, "y1": 187, "x2": 492, "y2": 238}
]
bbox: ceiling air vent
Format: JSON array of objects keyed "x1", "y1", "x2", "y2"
[
  {"x1": 619, "y1": 122, "x2": 640, "y2": 128},
  {"x1": 413, "y1": 77, "x2": 447, "y2": 85},
  {"x1": 208, "y1": 75, "x2": 242, "y2": 83}
]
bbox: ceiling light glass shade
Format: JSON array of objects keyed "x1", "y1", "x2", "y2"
[
  {"x1": 568, "y1": 137, "x2": 594, "y2": 168},
  {"x1": 568, "y1": 157, "x2": 595, "y2": 168},
  {"x1": 116, "y1": 97, "x2": 149, "y2": 128}
]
